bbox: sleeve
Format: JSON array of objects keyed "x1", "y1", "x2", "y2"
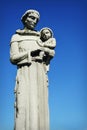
[
  {"x1": 36, "y1": 38, "x2": 44, "y2": 47},
  {"x1": 10, "y1": 40, "x2": 29, "y2": 65},
  {"x1": 43, "y1": 47, "x2": 55, "y2": 57},
  {"x1": 10, "y1": 41, "x2": 19, "y2": 64}
]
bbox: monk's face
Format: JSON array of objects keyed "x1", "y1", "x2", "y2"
[{"x1": 25, "y1": 13, "x2": 39, "y2": 30}]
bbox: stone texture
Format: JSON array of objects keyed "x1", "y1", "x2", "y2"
[{"x1": 10, "y1": 9, "x2": 56, "y2": 130}]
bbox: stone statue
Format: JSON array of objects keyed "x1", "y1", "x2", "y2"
[
  {"x1": 10, "y1": 9, "x2": 56, "y2": 130},
  {"x1": 37, "y1": 27, "x2": 56, "y2": 71}
]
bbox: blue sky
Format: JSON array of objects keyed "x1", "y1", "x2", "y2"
[{"x1": 0, "y1": 0, "x2": 87, "y2": 130}]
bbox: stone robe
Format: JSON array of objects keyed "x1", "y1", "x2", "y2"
[{"x1": 10, "y1": 31, "x2": 49, "y2": 130}]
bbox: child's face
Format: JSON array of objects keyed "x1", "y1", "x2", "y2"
[{"x1": 42, "y1": 29, "x2": 52, "y2": 41}]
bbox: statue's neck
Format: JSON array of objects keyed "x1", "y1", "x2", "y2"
[
  {"x1": 24, "y1": 27, "x2": 34, "y2": 31},
  {"x1": 16, "y1": 28, "x2": 40, "y2": 36}
]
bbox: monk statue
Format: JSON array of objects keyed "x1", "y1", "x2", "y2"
[{"x1": 10, "y1": 9, "x2": 56, "y2": 130}]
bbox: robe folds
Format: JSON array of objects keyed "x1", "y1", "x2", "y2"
[{"x1": 10, "y1": 32, "x2": 49, "y2": 130}]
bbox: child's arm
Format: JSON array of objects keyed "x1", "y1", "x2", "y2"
[{"x1": 43, "y1": 38, "x2": 56, "y2": 49}]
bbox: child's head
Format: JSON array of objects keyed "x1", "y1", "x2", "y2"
[{"x1": 40, "y1": 27, "x2": 53, "y2": 41}]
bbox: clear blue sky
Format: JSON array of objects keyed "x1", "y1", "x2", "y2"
[{"x1": 0, "y1": 0, "x2": 87, "y2": 130}]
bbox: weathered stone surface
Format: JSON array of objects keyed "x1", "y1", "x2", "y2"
[{"x1": 10, "y1": 9, "x2": 56, "y2": 130}]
